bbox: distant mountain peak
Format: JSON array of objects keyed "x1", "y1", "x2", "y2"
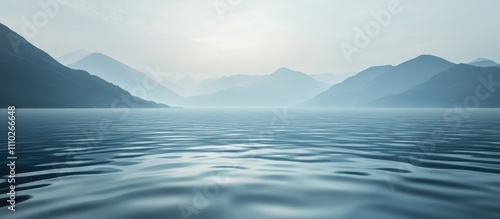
[
  {"x1": 470, "y1": 58, "x2": 495, "y2": 64},
  {"x1": 396, "y1": 54, "x2": 454, "y2": 69},
  {"x1": 468, "y1": 58, "x2": 499, "y2": 67},
  {"x1": 413, "y1": 54, "x2": 449, "y2": 62},
  {"x1": 276, "y1": 67, "x2": 293, "y2": 72},
  {"x1": 80, "y1": 52, "x2": 122, "y2": 65},
  {"x1": 87, "y1": 52, "x2": 110, "y2": 59},
  {"x1": 271, "y1": 67, "x2": 304, "y2": 77},
  {"x1": 416, "y1": 54, "x2": 439, "y2": 58},
  {"x1": 56, "y1": 49, "x2": 92, "y2": 65}
]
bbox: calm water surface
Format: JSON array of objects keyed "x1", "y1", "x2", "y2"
[{"x1": 1, "y1": 109, "x2": 499, "y2": 219}]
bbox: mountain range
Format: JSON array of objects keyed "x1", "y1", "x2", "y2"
[
  {"x1": 2, "y1": 21, "x2": 500, "y2": 109},
  {"x1": 305, "y1": 56, "x2": 500, "y2": 108},
  {"x1": 303, "y1": 65, "x2": 394, "y2": 106},
  {"x1": 0, "y1": 24, "x2": 166, "y2": 108},
  {"x1": 69, "y1": 53, "x2": 185, "y2": 106},
  {"x1": 62, "y1": 50, "x2": 331, "y2": 107},
  {"x1": 186, "y1": 68, "x2": 329, "y2": 107},
  {"x1": 305, "y1": 55, "x2": 456, "y2": 106},
  {"x1": 370, "y1": 64, "x2": 500, "y2": 107}
]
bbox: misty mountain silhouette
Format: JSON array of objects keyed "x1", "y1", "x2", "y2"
[
  {"x1": 371, "y1": 64, "x2": 500, "y2": 107},
  {"x1": 309, "y1": 72, "x2": 357, "y2": 85},
  {"x1": 57, "y1": 49, "x2": 91, "y2": 65},
  {"x1": 187, "y1": 68, "x2": 329, "y2": 107},
  {"x1": 468, "y1": 58, "x2": 500, "y2": 68},
  {"x1": 69, "y1": 53, "x2": 184, "y2": 106},
  {"x1": 3, "y1": 21, "x2": 498, "y2": 109},
  {"x1": 192, "y1": 74, "x2": 266, "y2": 96},
  {"x1": 0, "y1": 23, "x2": 166, "y2": 108},
  {"x1": 303, "y1": 65, "x2": 394, "y2": 106},
  {"x1": 305, "y1": 55, "x2": 456, "y2": 107}
]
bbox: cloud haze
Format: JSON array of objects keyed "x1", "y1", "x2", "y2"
[{"x1": 1, "y1": 0, "x2": 499, "y2": 79}]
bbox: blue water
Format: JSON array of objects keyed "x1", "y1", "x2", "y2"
[{"x1": 1, "y1": 108, "x2": 500, "y2": 219}]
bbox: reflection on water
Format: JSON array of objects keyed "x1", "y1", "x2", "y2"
[{"x1": 1, "y1": 108, "x2": 499, "y2": 219}]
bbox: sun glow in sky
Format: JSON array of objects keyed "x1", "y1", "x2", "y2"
[{"x1": 1, "y1": 0, "x2": 499, "y2": 79}]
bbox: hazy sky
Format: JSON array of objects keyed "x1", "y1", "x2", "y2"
[{"x1": 1, "y1": 0, "x2": 499, "y2": 79}]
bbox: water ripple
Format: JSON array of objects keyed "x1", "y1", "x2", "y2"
[{"x1": 0, "y1": 108, "x2": 499, "y2": 219}]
